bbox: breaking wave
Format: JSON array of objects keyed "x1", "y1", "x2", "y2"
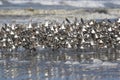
[{"x1": 0, "y1": 0, "x2": 120, "y2": 8}]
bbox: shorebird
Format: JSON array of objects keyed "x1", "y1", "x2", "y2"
[
  {"x1": 116, "y1": 18, "x2": 120, "y2": 23},
  {"x1": 65, "y1": 18, "x2": 71, "y2": 23},
  {"x1": 0, "y1": 18, "x2": 120, "y2": 61},
  {"x1": 81, "y1": 18, "x2": 85, "y2": 24}
]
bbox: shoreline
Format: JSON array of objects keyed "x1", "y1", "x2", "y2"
[{"x1": 0, "y1": 8, "x2": 120, "y2": 23}]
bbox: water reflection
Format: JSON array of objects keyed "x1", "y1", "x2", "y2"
[{"x1": 0, "y1": 52, "x2": 120, "y2": 80}]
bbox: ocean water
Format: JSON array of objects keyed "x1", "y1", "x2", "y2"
[
  {"x1": 0, "y1": 0, "x2": 120, "y2": 9},
  {"x1": 0, "y1": 0, "x2": 120, "y2": 23}
]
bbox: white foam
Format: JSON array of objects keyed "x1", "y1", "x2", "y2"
[
  {"x1": 8, "y1": 0, "x2": 60, "y2": 5},
  {"x1": 65, "y1": 61, "x2": 72, "y2": 65},
  {"x1": 102, "y1": 62, "x2": 118, "y2": 67},
  {"x1": 72, "y1": 61, "x2": 80, "y2": 65},
  {"x1": 4, "y1": 0, "x2": 120, "y2": 8},
  {"x1": 61, "y1": 1, "x2": 104, "y2": 8},
  {"x1": 8, "y1": 0, "x2": 30, "y2": 4},
  {"x1": 92, "y1": 59, "x2": 103, "y2": 64},
  {"x1": 38, "y1": 0, "x2": 60, "y2": 5},
  {"x1": 85, "y1": 59, "x2": 102, "y2": 69},
  {"x1": 117, "y1": 58, "x2": 120, "y2": 61},
  {"x1": 0, "y1": 1, "x2": 3, "y2": 5},
  {"x1": 65, "y1": 60, "x2": 80, "y2": 65},
  {"x1": 85, "y1": 58, "x2": 119, "y2": 69}
]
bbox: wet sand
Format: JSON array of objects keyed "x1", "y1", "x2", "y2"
[{"x1": 0, "y1": 8, "x2": 120, "y2": 23}]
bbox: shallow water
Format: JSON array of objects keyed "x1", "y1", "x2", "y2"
[{"x1": 0, "y1": 52, "x2": 120, "y2": 80}]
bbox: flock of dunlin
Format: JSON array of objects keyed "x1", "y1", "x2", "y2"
[{"x1": 0, "y1": 18, "x2": 120, "y2": 53}]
